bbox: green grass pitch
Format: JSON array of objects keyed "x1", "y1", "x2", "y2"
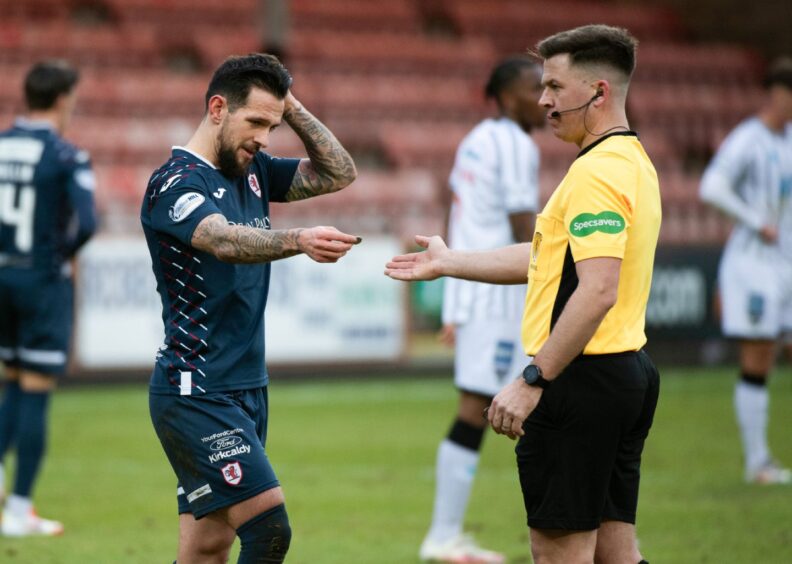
[{"x1": 1, "y1": 366, "x2": 791, "y2": 563}]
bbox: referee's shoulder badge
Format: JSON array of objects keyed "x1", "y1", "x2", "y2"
[{"x1": 569, "y1": 211, "x2": 625, "y2": 237}]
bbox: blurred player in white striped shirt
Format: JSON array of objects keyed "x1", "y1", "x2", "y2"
[
  {"x1": 420, "y1": 57, "x2": 545, "y2": 563},
  {"x1": 700, "y1": 57, "x2": 792, "y2": 485}
]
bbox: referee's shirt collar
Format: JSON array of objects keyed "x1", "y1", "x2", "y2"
[{"x1": 576, "y1": 131, "x2": 638, "y2": 159}]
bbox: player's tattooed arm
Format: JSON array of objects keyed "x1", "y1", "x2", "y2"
[
  {"x1": 191, "y1": 214, "x2": 302, "y2": 264},
  {"x1": 191, "y1": 214, "x2": 361, "y2": 264},
  {"x1": 283, "y1": 93, "x2": 357, "y2": 201}
]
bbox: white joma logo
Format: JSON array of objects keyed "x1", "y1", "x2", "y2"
[{"x1": 213, "y1": 188, "x2": 226, "y2": 199}]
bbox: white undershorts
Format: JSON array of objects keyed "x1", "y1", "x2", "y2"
[{"x1": 454, "y1": 318, "x2": 528, "y2": 397}]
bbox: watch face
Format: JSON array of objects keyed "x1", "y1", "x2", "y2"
[{"x1": 523, "y1": 365, "x2": 538, "y2": 384}]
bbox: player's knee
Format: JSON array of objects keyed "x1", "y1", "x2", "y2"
[
  {"x1": 447, "y1": 418, "x2": 486, "y2": 452},
  {"x1": 189, "y1": 529, "x2": 235, "y2": 561},
  {"x1": 236, "y1": 503, "x2": 291, "y2": 563}
]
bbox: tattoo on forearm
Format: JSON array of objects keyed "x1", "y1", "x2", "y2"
[
  {"x1": 192, "y1": 214, "x2": 303, "y2": 264},
  {"x1": 284, "y1": 105, "x2": 357, "y2": 201}
]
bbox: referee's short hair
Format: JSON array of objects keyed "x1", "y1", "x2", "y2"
[
  {"x1": 763, "y1": 57, "x2": 792, "y2": 90},
  {"x1": 536, "y1": 25, "x2": 638, "y2": 79},
  {"x1": 24, "y1": 60, "x2": 79, "y2": 111}
]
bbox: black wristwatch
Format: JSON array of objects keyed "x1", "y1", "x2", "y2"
[{"x1": 522, "y1": 364, "x2": 551, "y2": 389}]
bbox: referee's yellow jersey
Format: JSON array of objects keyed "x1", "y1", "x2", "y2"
[{"x1": 522, "y1": 131, "x2": 661, "y2": 356}]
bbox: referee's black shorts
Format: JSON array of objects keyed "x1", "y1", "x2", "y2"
[{"x1": 515, "y1": 349, "x2": 660, "y2": 531}]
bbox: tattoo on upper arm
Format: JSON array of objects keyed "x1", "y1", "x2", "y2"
[
  {"x1": 284, "y1": 106, "x2": 357, "y2": 201},
  {"x1": 191, "y1": 213, "x2": 303, "y2": 264}
]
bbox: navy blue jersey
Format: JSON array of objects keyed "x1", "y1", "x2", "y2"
[
  {"x1": 0, "y1": 118, "x2": 96, "y2": 275},
  {"x1": 141, "y1": 147, "x2": 299, "y2": 395}
]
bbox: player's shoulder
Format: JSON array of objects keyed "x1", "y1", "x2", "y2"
[
  {"x1": 252, "y1": 150, "x2": 300, "y2": 174},
  {"x1": 456, "y1": 119, "x2": 501, "y2": 159},
  {"x1": 721, "y1": 117, "x2": 764, "y2": 148},
  {"x1": 52, "y1": 135, "x2": 91, "y2": 168},
  {"x1": 148, "y1": 152, "x2": 214, "y2": 195}
]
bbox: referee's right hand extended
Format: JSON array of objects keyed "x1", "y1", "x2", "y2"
[
  {"x1": 297, "y1": 226, "x2": 361, "y2": 263},
  {"x1": 384, "y1": 235, "x2": 448, "y2": 281}
]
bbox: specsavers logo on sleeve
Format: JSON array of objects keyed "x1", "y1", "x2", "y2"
[
  {"x1": 569, "y1": 211, "x2": 625, "y2": 237},
  {"x1": 169, "y1": 192, "x2": 205, "y2": 222}
]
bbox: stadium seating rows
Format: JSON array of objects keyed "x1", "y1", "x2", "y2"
[{"x1": 0, "y1": 0, "x2": 766, "y2": 245}]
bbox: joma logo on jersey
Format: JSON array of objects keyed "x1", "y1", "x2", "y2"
[
  {"x1": 208, "y1": 443, "x2": 251, "y2": 463},
  {"x1": 570, "y1": 211, "x2": 625, "y2": 237},
  {"x1": 160, "y1": 174, "x2": 181, "y2": 193}
]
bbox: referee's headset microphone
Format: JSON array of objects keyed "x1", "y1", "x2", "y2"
[{"x1": 549, "y1": 89, "x2": 603, "y2": 119}]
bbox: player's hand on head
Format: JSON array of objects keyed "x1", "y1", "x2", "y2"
[
  {"x1": 298, "y1": 226, "x2": 360, "y2": 263},
  {"x1": 283, "y1": 90, "x2": 302, "y2": 115},
  {"x1": 384, "y1": 235, "x2": 448, "y2": 281}
]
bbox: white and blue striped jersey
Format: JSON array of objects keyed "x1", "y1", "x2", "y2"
[
  {"x1": 141, "y1": 147, "x2": 299, "y2": 396},
  {"x1": 442, "y1": 117, "x2": 539, "y2": 324},
  {"x1": 700, "y1": 117, "x2": 792, "y2": 260}
]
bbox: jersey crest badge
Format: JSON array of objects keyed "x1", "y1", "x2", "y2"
[
  {"x1": 248, "y1": 173, "x2": 261, "y2": 198},
  {"x1": 221, "y1": 462, "x2": 243, "y2": 486}
]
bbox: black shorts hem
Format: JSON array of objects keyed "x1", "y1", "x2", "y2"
[
  {"x1": 527, "y1": 517, "x2": 601, "y2": 531},
  {"x1": 184, "y1": 479, "x2": 281, "y2": 520},
  {"x1": 601, "y1": 510, "x2": 636, "y2": 525}
]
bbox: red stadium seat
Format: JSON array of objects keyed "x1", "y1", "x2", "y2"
[
  {"x1": 288, "y1": 30, "x2": 496, "y2": 79},
  {"x1": 290, "y1": 0, "x2": 421, "y2": 33}
]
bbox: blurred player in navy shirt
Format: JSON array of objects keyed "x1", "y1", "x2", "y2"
[
  {"x1": 0, "y1": 60, "x2": 96, "y2": 536},
  {"x1": 142, "y1": 54, "x2": 357, "y2": 562}
]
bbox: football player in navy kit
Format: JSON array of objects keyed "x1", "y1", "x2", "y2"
[
  {"x1": 0, "y1": 60, "x2": 96, "y2": 537},
  {"x1": 141, "y1": 54, "x2": 357, "y2": 563}
]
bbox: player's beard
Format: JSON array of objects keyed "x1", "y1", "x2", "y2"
[{"x1": 216, "y1": 122, "x2": 250, "y2": 178}]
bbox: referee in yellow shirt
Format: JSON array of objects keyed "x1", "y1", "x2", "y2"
[{"x1": 386, "y1": 25, "x2": 661, "y2": 564}]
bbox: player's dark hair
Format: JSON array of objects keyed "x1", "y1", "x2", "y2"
[
  {"x1": 485, "y1": 56, "x2": 538, "y2": 103},
  {"x1": 763, "y1": 57, "x2": 792, "y2": 90},
  {"x1": 205, "y1": 53, "x2": 292, "y2": 112},
  {"x1": 24, "y1": 60, "x2": 79, "y2": 111},
  {"x1": 536, "y1": 25, "x2": 638, "y2": 78}
]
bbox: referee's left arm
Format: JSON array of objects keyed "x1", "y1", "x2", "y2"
[{"x1": 531, "y1": 256, "x2": 621, "y2": 380}]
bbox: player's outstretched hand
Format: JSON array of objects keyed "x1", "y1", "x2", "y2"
[
  {"x1": 384, "y1": 235, "x2": 448, "y2": 281},
  {"x1": 298, "y1": 226, "x2": 360, "y2": 263}
]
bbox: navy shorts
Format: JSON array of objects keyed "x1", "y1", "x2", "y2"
[
  {"x1": 0, "y1": 271, "x2": 73, "y2": 375},
  {"x1": 515, "y1": 350, "x2": 660, "y2": 531},
  {"x1": 149, "y1": 387, "x2": 279, "y2": 519}
]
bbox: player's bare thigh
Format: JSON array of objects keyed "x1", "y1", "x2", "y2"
[
  {"x1": 8, "y1": 369, "x2": 58, "y2": 392},
  {"x1": 457, "y1": 390, "x2": 491, "y2": 428},
  {"x1": 739, "y1": 339, "x2": 777, "y2": 376},
  {"x1": 178, "y1": 486, "x2": 286, "y2": 563}
]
